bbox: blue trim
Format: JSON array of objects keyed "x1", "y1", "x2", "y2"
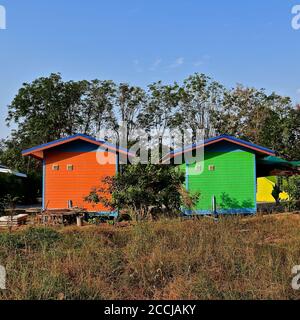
[
  {"x1": 115, "y1": 153, "x2": 120, "y2": 217},
  {"x1": 205, "y1": 141, "x2": 257, "y2": 153},
  {"x1": 22, "y1": 133, "x2": 133, "y2": 157},
  {"x1": 22, "y1": 134, "x2": 100, "y2": 155},
  {"x1": 254, "y1": 154, "x2": 257, "y2": 213},
  {"x1": 89, "y1": 211, "x2": 118, "y2": 218},
  {"x1": 220, "y1": 135, "x2": 275, "y2": 154},
  {"x1": 183, "y1": 208, "x2": 256, "y2": 215},
  {"x1": 185, "y1": 163, "x2": 189, "y2": 191},
  {"x1": 42, "y1": 159, "x2": 45, "y2": 210},
  {"x1": 49, "y1": 140, "x2": 101, "y2": 152},
  {"x1": 116, "y1": 153, "x2": 119, "y2": 175},
  {"x1": 104, "y1": 141, "x2": 132, "y2": 154},
  {"x1": 163, "y1": 134, "x2": 275, "y2": 160}
]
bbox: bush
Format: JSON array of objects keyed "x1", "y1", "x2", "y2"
[
  {"x1": 284, "y1": 176, "x2": 300, "y2": 211},
  {"x1": 85, "y1": 164, "x2": 199, "y2": 220}
]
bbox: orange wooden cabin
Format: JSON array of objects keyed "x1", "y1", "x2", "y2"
[{"x1": 22, "y1": 134, "x2": 133, "y2": 216}]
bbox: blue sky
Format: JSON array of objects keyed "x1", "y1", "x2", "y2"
[{"x1": 0, "y1": 0, "x2": 300, "y2": 139}]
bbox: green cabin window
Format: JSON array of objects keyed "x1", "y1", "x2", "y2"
[{"x1": 208, "y1": 165, "x2": 215, "y2": 171}]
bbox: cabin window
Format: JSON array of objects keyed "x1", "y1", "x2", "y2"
[
  {"x1": 67, "y1": 164, "x2": 74, "y2": 171},
  {"x1": 52, "y1": 165, "x2": 59, "y2": 171},
  {"x1": 208, "y1": 165, "x2": 215, "y2": 171}
]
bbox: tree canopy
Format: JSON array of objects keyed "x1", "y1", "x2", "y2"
[{"x1": 1, "y1": 72, "x2": 300, "y2": 176}]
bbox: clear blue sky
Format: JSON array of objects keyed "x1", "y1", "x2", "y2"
[{"x1": 0, "y1": 0, "x2": 300, "y2": 139}]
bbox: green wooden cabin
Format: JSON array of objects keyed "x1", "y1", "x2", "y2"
[{"x1": 162, "y1": 135, "x2": 276, "y2": 215}]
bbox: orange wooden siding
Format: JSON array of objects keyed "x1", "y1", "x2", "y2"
[{"x1": 44, "y1": 151, "x2": 116, "y2": 211}]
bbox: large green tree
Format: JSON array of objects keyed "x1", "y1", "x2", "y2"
[
  {"x1": 2, "y1": 74, "x2": 88, "y2": 173},
  {"x1": 139, "y1": 81, "x2": 180, "y2": 136},
  {"x1": 1, "y1": 72, "x2": 300, "y2": 177},
  {"x1": 176, "y1": 73, "x2": 225, "y2": 138},
  {"x1": 82, "y1": 79, "x2": 116, "y2": 136},
  {"x1": 211, "y1": 85, "x2": 298, "y2": 159},
  {"x1": 6, "y1": 73, "x2": 88, "y2": 145}
]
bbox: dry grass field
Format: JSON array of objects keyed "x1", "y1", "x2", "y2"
[{"x1": 0, "y1": 214, "x2": 300, "y2": 300}]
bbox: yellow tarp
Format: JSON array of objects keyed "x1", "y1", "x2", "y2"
[{"x1": 257, "y1": 177, "x2": 289, "y2": 203}]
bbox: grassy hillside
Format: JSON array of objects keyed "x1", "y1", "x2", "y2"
[{"x1": 0, "y1": 214, "x2": 300, "y2": 300}]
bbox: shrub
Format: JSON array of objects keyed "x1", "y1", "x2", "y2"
[
  {"x1": 85, "y1": 164, "x2": 199, "y2": 220},
  {"x1": 284, "y1": 176, "x2": 300, "y2": 211}
]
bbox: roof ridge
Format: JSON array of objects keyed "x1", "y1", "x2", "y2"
[
  {"x1": 162, "y1": 135, "x2": 275, "y2": 162},
  {"x1": 22, "y1": 133, "x2": 133, "y2": 159}
]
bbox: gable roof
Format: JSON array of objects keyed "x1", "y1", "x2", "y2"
[
  {"x1": 22, "y1": 133, "x2": 134, "y2": 160},
  {"x1": 162, "y1": 134, "x2": 276, "y2": 163}
]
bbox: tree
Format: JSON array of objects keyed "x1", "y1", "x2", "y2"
[
  {"x1": 176, "y1": 73, "x2": 225, "y2": 138},
  {"x1": 212, "y1": 85, "x2": 295, "y2": 158},
  {"x1": 81, "y1": 79, "x2": 116, "y2": 136},
  {"x1": 113, "y1": 83, "x2": 146, "y2": 145},
  {"x1": 6, "y1": 73, "x2": 88, "y2": 145},
  {"x1": 271, "y1": 184, "x2": 282, "y2": 206},
  {"x1": 281, "y1": 105, "x2": 300, "y2": 160},
  {"x1": 2, "y1": 73, "x2": 89, "y2": 174},
  {"x1": 84, "y1": 164, "x2": 199, "y2": 220},
  {"x1": 2, "y1": 71, "x2": 300, "y2": 183},
  {"x1": 139, "y1": 81, "x2": 180, "y2": 138},
  {"x1": 284, "y1": 176, "x2": 300, "y2": 211}
]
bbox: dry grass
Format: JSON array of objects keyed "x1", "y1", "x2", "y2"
[{"x1": 0, "y1": 214, "x2": 300, "y2": 300}]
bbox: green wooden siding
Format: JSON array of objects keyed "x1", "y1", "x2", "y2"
[{"x1": 181, "y1": 150, "x2": 256, "y2": 214}]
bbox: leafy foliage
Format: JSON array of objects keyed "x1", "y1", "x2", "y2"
[
  {"x1": 284, "y1": 176, "x2": 300, "y2": 210},
  {"x1": 1, "y1": 72, "x2": 300, "y2": 206},
  {"x1": 271, "y1": 184, "x2": 282, "y2": 205},
  {"x1": 85, "y1": 164, "x2": 199, "y2": 219}
]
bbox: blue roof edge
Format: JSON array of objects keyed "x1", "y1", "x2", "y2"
[
  {"x1": 22, "y1": 133, "x2": 132, "y2": 155},
  {"x1": 167, "y1": 134, "x2": 275, "y2": 157}
]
